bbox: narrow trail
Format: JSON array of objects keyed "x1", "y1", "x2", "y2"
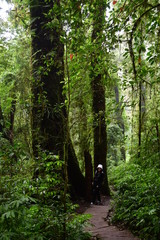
[{"x1": 83, "y1": 196, "x2": 140, "y2": 240}]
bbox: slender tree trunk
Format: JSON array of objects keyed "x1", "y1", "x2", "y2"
[
  {"x1": 91, "y1": 0, "x2": 110, "y2": 195},
  {"x1": 138, "y1": 25, "x2": 143, "y2": 158},
  {"x1": 0, "y1": 100, "x2": 16, "y2": 144},
  {"x1": 138, "y1": 81, "x2": 142, "y2": 158},
  {"x1": 0, "y1": 104, "x2": 5, "y2": 134},
  {"x1": 131, "y1": 85, "x2": 134, "y2": 156},
  {"x1": 156, "y1": 123, "x2": 160, "y2": 154},
  {"x1": 84, "y1": 150, "x2": 93, "y2": 202},
  {"x1": 114, "y1": 86, "x2": 126, "y2": 161},
  {"x1": 155, "y1": 16, "x2": 160, "y2": 156},
  {"x1": 9, "y1": 99, "x2": 16, "y2": 145},
  {"x1": 155, "y1": 106, "x2": 160, "y2": 155}
]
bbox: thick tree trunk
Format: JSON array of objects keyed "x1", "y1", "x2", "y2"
[
  {"x1": 30, "y1": 0, "x2": 85, "y2": 197},
  {"x1": 91, "y1": 0, "x2": 110, "y2": 195},
  {"x1": 30, "y1": 0, "x2": 64, "y2": 154}
]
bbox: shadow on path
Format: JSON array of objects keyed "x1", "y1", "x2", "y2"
[{"x1": 83, "y1": 196, "x2": 140, "y2": 240}]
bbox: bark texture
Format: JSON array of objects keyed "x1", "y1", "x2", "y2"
[
  {"x1": 91, "y1": 0, "x2": 110, "y2": 195},
  {"x1": 30, "y1": 0, "x2": 85, "y2": 197}
]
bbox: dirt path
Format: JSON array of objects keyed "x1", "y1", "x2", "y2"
[{"x1": 83, "y1": 196, "x2": 140, "y2": 240}]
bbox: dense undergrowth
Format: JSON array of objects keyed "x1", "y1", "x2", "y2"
[
  {"x1": 109, "y1": 156, "x2": 160, "y2": 240},
  {"x1": 0, "y1": 140, "x2": 91, "y2": 240}
]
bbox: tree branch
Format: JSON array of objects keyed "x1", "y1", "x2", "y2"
[
  {"x1": 128, "y1": 4, "x2": 160, "y2": 82},
  {"x1": 122, "y1": 0, "x2": 154, "y2": 26}
]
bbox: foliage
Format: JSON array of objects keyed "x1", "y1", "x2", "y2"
[
  {"x1": 109, "y1": 162, "x2": 160, "y2": 240},
  {"x1": 0, "y1": 148, "x2": 91, "y2": 240},
  {"x1": 0, "y1": 0, "x2": 160, "y2": 239},
  {"x1": 106, "y1": 0, "x2": 160, "y2": 162},
  {"x1": 0, "y1": 5, "x2": 32, "y2": 152},
  {"x1": 107, "y1": 124, "x2": 124, "y2": 165}
]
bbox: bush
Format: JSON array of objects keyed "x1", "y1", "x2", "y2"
[
  {"x1": 0, "y1": 192, "x2": 91, "y2": 240},
  {"x1": 0, "y1": 150, "x2": 91, "y2": 240},
  {"x1": 110, "y1": 162, "x2": 160, "y2": 240}
]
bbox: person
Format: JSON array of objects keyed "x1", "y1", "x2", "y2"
[{"x1": 91, "y1": 164, "x2": 104, "y2": 205}]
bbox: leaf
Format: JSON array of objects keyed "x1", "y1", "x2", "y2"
[
  {"x1": 149, "y1": 209, "x2": 156, "y2": 215},
  {"x1": 113, "y1": 1, "x2": 117, "y2": 5},
  {"x1": 70, "y1": 54, "x2": 74, "y2": 60},
  {"x1": 2, "y1": 210, "x2": 15, "y2": 219}
]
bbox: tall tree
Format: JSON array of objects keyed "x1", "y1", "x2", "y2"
[
  {"x1": 112, "y1": 0, "x2": 160, "y2": 160},
  {"x1": 114, "y1": 85, "x2": 126, "y2": 161},
  {"x1": 30, "y1": 0, "x2": 85, "y2": 197},
  {"x1": 63, "y1": 1, "x2": 94, "y2": 200},
  {"x1": 90, "y1": 0, "x2": 110, "y2": 194}
]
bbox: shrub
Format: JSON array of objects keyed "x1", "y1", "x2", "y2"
[
  {"x1": 0, "y1": 150, "x2": 91, "y2": 240},
  {"x1": 110, "y1": 162, "x2": 160, "y2": 240}
]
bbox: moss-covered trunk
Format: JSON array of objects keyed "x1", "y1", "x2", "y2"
[
  {"x1": 91, "y1": 0, "x2": 110, "y2": 195},
  {"x1": 30, "y1": 0, "x2": 85, "y2": 197}
]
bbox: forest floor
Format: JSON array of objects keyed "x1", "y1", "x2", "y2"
[{"x1": 77, "y1": 196, "x2": 140, "y2": 240}]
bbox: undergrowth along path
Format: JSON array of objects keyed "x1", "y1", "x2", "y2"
[{"x1": 84, "y1": 196, "x2": 139, "y2": 240}]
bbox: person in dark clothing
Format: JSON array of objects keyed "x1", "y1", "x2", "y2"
[{"x1": 91, "y1": 164, "x2": 104, "y2": 205}]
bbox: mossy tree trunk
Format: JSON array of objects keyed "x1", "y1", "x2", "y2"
[
  {"x1": 30, "y1": 0, "x2": 85, "y2": 197},
  {"x1": 91, "y1": 0, "x2": 110, "y2": 195}
]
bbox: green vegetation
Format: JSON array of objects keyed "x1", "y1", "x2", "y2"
[
  {"x1": 0, "y1": 0, "x2": 159, "y2": 239},
  {"x1": 0, "y1": 144, "x2": 91, "y2": 240},
  {"x1": 110, "y1": 160, "x2": 160, "y2": 240}
]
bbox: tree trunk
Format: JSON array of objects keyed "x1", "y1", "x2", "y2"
[
  {"x1": 0, "y1": 101, "x2": 15, "y2": 144},
  {"x1": 84, "y1": 150, "x2": 93, "y2": 202},
  {"x1": 138, "y1": 81, "x2": 142, "y2": 158},
  {"x1": 91, "y1": 0, "x2": 110, "y2": 195},
  {"x1": 30, "y1": 0, "x2": 65, "y2": 154},
  {"x1": 9, "y1": 99, "x2": 16, "y2": 145},
  {"x1": 0, "y1": 104, "x2": 5, "y2": 135},
  {"x1": 67, "y1": 137, "x2": 85, "y2": 198},
  {"x1": 114, "y1": 86, "x2": 126, "y2": 161},
  {"x1": 30, "y1": 0, "x2": 85, "y2": 197}
]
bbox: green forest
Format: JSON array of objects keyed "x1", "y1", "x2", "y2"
[{"x1": 0, "y1": 0, "x2": 159, "y2": 239}]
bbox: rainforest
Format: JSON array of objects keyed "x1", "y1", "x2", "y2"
[{"x1": 0, "y1": 0, "x2": 159, "y2": 239}]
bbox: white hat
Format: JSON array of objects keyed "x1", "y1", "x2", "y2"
[{"x1": 97, "y1": 164, "x2": 103, "y2": 169}]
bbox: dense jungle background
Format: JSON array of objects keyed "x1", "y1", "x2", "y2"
[{"x1": 0, "y1": 0, "x2": 159, "y2": 239}]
